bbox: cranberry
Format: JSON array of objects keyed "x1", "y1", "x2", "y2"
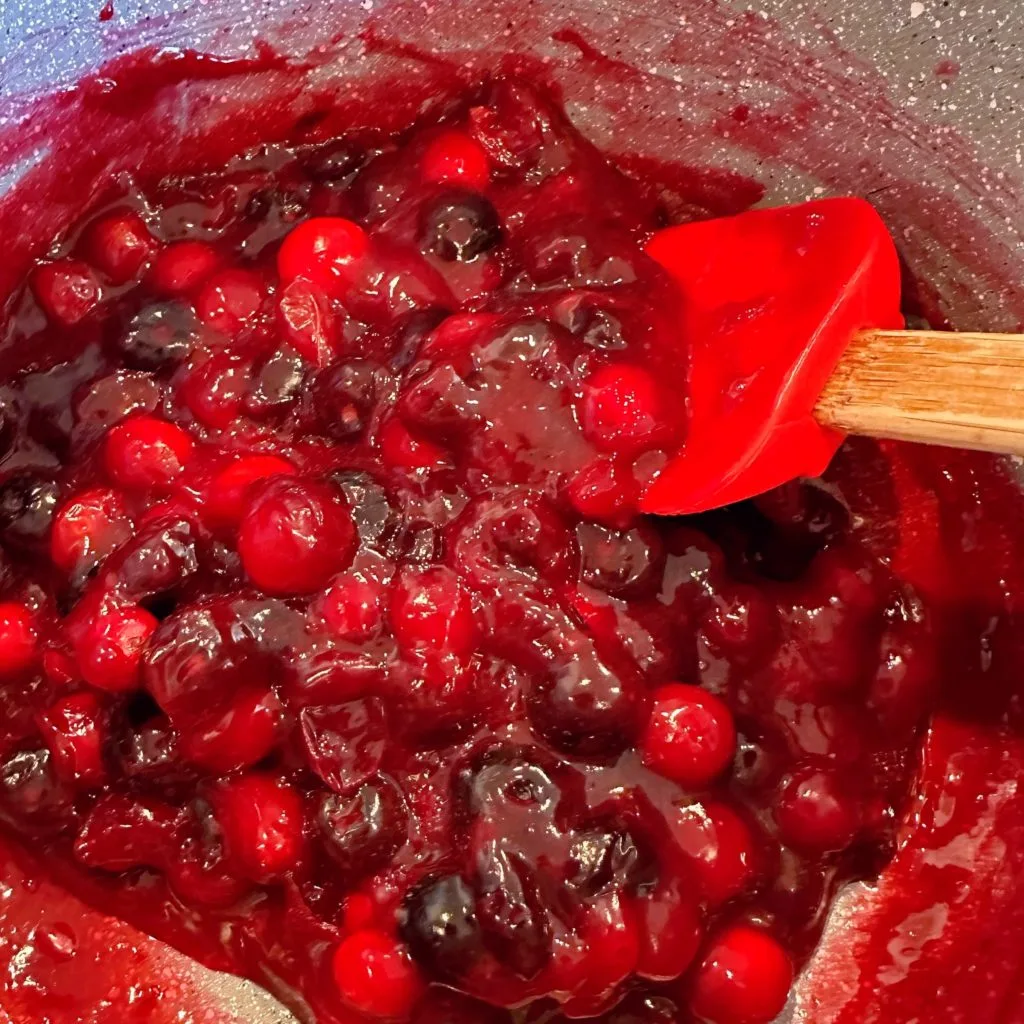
[
  {"x1": 670, "y1": 802, "x2": 758, "y2": 908},
  {"x1": 32, "y1": 259, "x2": 103, "y2": 325},
  {"x1": 278, "y1": 277, "x2": 341, "y2": 366},
  {"x1": 75, "y1": 604, "x2": 158, "y2": 692},
  {"x1": 74, "y1": 793, "x2": 181, "y2": 871},
  {"x1": 180, "y1": 350, "x2": 252, "y2": 429},
  {"x1": 277, "y1": 217, "x2": 369, "y2": 293},
  {"x1": 318, "y1": 775, "x2": 408, "y2": 878},
  {"x1": 205, "y1": 454, "x2": 296, "y2": 531},
  {"x1": 74, "y1": 371, "x2": 162, "y2": 434},
  {"x1": 212, "y1": 772, "x2": 305, "y2": 882},
  {"x1": 0, "y1": 602, "x2": 38, "y2": 677},
  {"x1": 773, "y1": 766, "x2": 860, "y2": 853},
  {"x1": 82, "y1": 209, "x2": 156, "y2": 284},
  {"x1": 181, "y1": 687, "x2": 284, "y2": 773},
  {"x1": 635, "y1": 877, "x2": 703, "y2": 982},
  {"x1": 149, "y1": 240, "x2": 220, "y2": 296},
  {"x1": 579, "y1": 364, "x2": 669, "y2": 456},
  {"x1": 237, "y1": 476, "x2": 356, "y2": 595},
  {"x1": 332, "y1": 930, "x2": 425, "y2": 1020},
  {"x1": 378, "y1": 418, "x2": 449, "y2": 472},
  {"x1": 37, "y1": 691, "x2": 108, "y2": 786},
  {"x1": 420, "y1": 190, "x2": 502, "y2": 262},
  {"x1": 641, "y1": 685, "x2": 736, "y2": 789},
  {"x1": 50, "y1": 487, "x2": 131, "y2": 574},
  {"x1": 194, "y1": 267, "x2": 267, "y2": 337},
  {"x1": 421, "y1": 129, "x2": 490, "y2": 190},
  {"x1": 119, "y1": 303, "x2": 198, "y2": 370},
  {"x1": 168, "y1": 807, "x2": 250, "y2": 907},
  {"x1": 319, "y1": 572, "x2": 385, "y2": 641},
  {"x1": 389, "y1": 566, "x2": 477, "y2": 658},
  {"x1": 104, "y1": 415, "x2": 194, "y2": 491},
  {"x1": 689, "y1": 925, "x2": 793, "y2": 1024},
  {"x1": 566, "y1": 457, "x2": 638, "y2": 526},
  {"x1": 300, "y1": 699, "x2": 387, "y2": 794}
]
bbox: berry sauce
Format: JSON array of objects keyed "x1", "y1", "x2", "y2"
[{"x1": 0, "y1": 76, "x2": 1022, "y2": 1024}]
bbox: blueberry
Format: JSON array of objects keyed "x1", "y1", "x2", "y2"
[
  {"x1": 420, "y1": 190, "x2": 502, "y2": 262},
  {"x1": 120, "y1": 303, "x2": 197, "y2": 371},
  {"x1": 0, "y1": 473, "x2": 60, "y2": 546},
  {"x1": 318, "y1": 774, "x2": 408, "y2": 879},
  {"x1": 401, "y1": 873, "x2": 483, "y2": 980}
]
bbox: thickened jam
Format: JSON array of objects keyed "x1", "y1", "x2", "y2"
[{"x1": 0, "y1": 76, "x2": 1022, "y2": 1024}]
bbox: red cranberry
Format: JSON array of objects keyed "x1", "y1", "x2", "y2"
[
  {"x1": 73, "y1": 793, "x2": 181, "y2": 871},
  {"x1": 300, "y1": 699, "x2": 387, "y2": 794},
  {"x1": 168, "y1": 808, "x2": 250, "y2": 907},
  {"x1": 0, "y1": 602, "x2": 38, "y2": 677},
  {"x1": 774, "y1": 766, "x2": 860, "y2": 853},
  {"x1": 238, "y1": 476, "x2": 356, "y2": 595},
  {"x1": 75, "y1": 604, "x2": 158, "y2": 692},
  {"x1": 378, "y1": 418, "x2": 449, "y2": 473},
  {"x1": 689, "y1": 925, "x2": 793, "y2": 1024},
  {"x1": 82, "y1": 209, "x2": 156, "y2": 284},
  {"x1": 701, "y1": 585, "x2": 779, "y2": 659},
  {"x1": 194, "y1": 267, "x2": 267, "y2": 338},
  {"x1": 635, "y1": 877, "x2": 703, "y2": 982},
  {"x1": 389, "y1": 566, "x2": 477, "y2": 658},
  {"x1": 641, "y1": 685, "x2": 736, "y2": 789},
  {"x1": 149, "y1": 240, "x2": 220, "y2": 296},
  {"x1": 32, "y1": 259, "x2": 103, "y2": 325},
  {"x1": 205, "y1": 454, "x2": 296, "y2": 531},
  {"x1": 579, "y1": 364, "x2": 669, "y2": 456},
  {"x1": 277, "y1": 217, "x2": 369, "y2": 293},
  {"x1": 421, "y1": 129, "x2": 490, "y2": 190},
  {"x1": 670, "y1": 801, "x2": 757, "y2": 908},
  {"x1": 37, "y1": 691, "x2": 108, "y2": 787},
  {"x1": 318, "y1": 775, "x2": 408, "y2": 878},
  {"x1": 278, "y1": 277, "x2": 341, "y2": 366},
  {"x1": 332, "y1": 929, "x2": 425, "y2": 1020},
  {"x1": 50, "y1": 487, "x2": 131, "y2": 574},
  {"x1": 180, "y1": 687, "x2": 284, "y2": 774},
  {"x1": 319, "y1": 572, "x2": 385, "y2": 641},
  {"x1": 104, "y1": 415, "x2": 194, "y2": 491},
  {"x1": 566, "y1": 456, "x2": 638, "y2": 526},
  {"x1": 212, "y1": 772, "x2": 305, "y2": 883},
  {"x1": 179, "y1": 351, "x2": 252, "y2": 429}
]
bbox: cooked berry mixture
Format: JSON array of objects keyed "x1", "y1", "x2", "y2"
[{"x1": 0, "y1": 79, "x2": 972, "y2": 1023}]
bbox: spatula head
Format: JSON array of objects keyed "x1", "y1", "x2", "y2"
[{"x1": 641, "y1": 197, "x2": 903, "y2": 515}]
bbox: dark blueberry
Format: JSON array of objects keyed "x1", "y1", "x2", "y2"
[
  {"x1": 120, "y1": 303, "x2": 197, "y2": 371},
  {"x1": 455, "y1": 742, "x2": 561, "y2": 819},
  {"x1": 420, "y1": 190, "x2": 502, "y2": 262},
  {"x1": 318, "y1": 775, "x2": 408, "y2": 879},
  {"x1": 245, "y1": 349, "x2": 307, "y2": 419},
  {"x1": 0, "y1": 749, "x2": 75, "y2": 835},
  {"x1": 475, "y1": 843, "x2": 552, "y2": 979},
  {"x1": 389, "y1": 307, "x2": 450, "y2": 370},
  {"x1": 566, "y1": 825, "x2": 657, "y2": 897},
  {"x1": 300, "y1": 140, "x2": 367, "y2": 183},
  {"x1": 100, "y1": 515, "x2": 199, "y2": 603},
  {"x1": 0, "y1": 398, "x2": 18, "y2": 461},
  {"x1": 328, "y1": 470, "x2": 399, "y2": 550},
  {"x1": 401, "y1": 874, "x2": 483, "y2": 981},
  {"x1": 308, "y1": 359, "x2": 390, "y2": 441},
  {"x1": 553, "y1": 295, "x2": 628, "y2": 351},
  {"x1": 0, "y1": 473, "x2": 60, "y2": 546},
  {"x1": 526, "y1": 650, "x2": 645, "y2": 757}
]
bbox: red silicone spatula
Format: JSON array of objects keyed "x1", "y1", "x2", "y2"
[{"x1": 640, "y1": 197, "x2": 1024, "y2": 515}]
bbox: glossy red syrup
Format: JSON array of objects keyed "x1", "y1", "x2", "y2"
[{"x1": 0, "y1": 75, "x2": 1022, "y2": 1024}]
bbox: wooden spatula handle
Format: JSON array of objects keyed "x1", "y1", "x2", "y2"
[{"x1": 815, "y1": 329, "x2": 1024, "y2": 455}]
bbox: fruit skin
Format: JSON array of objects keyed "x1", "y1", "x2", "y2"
[
  {"x1": 148, "y1": 240, "x2": 220, "y2": 296},
  {"x1": 332, "y1": 929, "x2": 425, "y2": 1020},
  {"x1": 689, "y1": 925, "x2": 793, "y2": 1024},
  {"x1": 37, "y1": 691, "x2": 108, "y2": 787},
  {"x1": 50, "y1": 487, "x2": 131, "y2": 574},
  {"x1": 32, "y1": 259, "x2": 103, "y2": 325},
  {"x1": 237, "y1": 476, "x2": 357, "y2": 595},
  {"x1": 0, "y1": 602, "x2": 38, "y2": 677},
  {"x1": 82, "y1": 209, "x2": 156, "y2": 284},
  {"x1": 641, "y1": 684, "x2": 737, "y2": 788}
]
